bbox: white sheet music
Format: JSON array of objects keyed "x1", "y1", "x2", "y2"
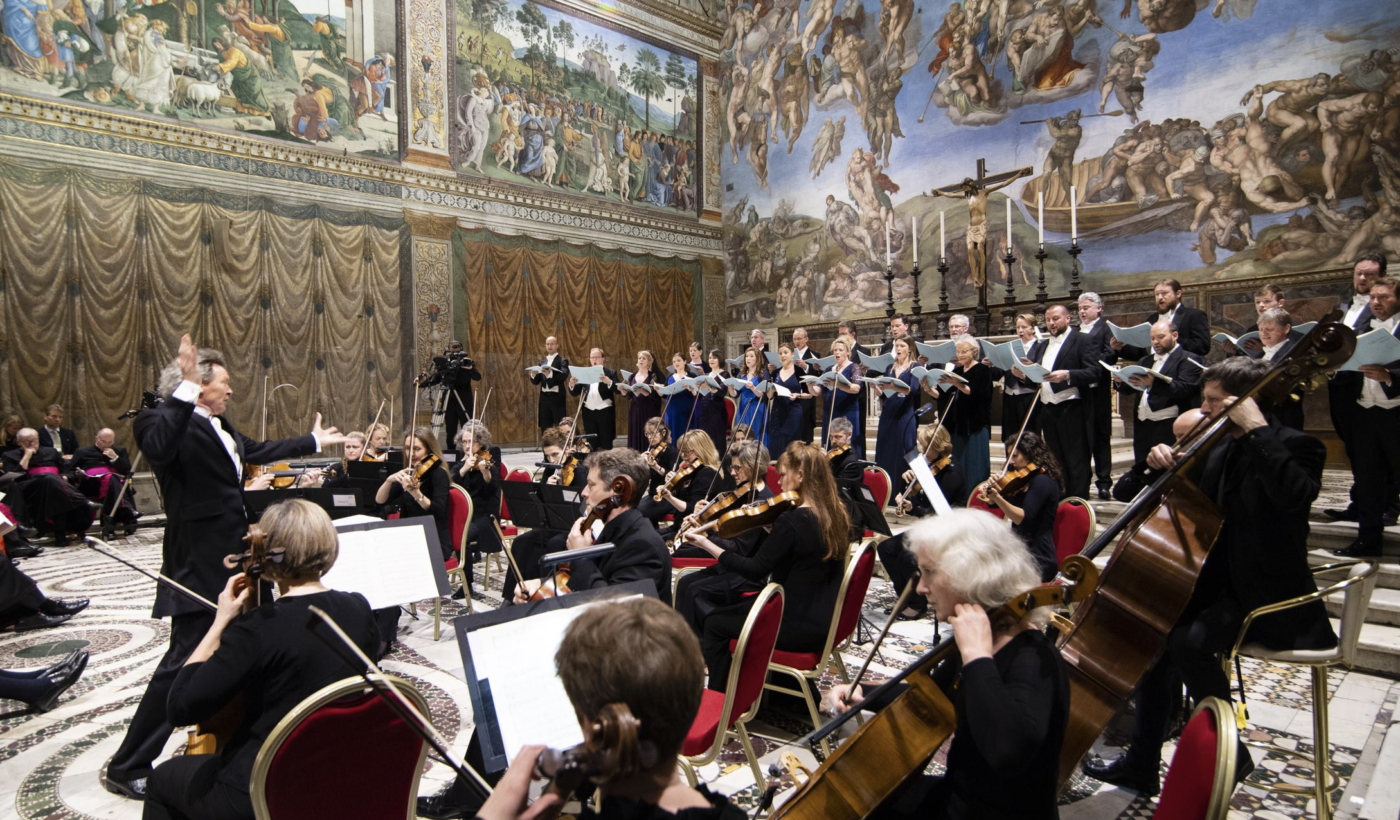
[
  {"x1": 906, "y1": 454, "x2": 953, "y2": 516},
  {"x1": 321, "y1": 523, "x2": 441, "y2": 609},
  {"x1": 469, "y1": 596, "x2": 643, "y2": 763}
]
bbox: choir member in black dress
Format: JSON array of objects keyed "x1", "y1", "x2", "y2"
[
  {"x1": 880, "y1": 424, "x2": 966, "y2": 620},
  {"x1": 625, "y1": 350, "x2": 665, "y2": 451},
  {"x1": 639, "y1": 430, "x2": 721, "y2": 528},
  {"x1": 374, "y1": 427, "x2": 452, "y2": 647},
  {"x1": 989, "y1": 314, "x2": 1038, "y2": 453},
  {"x1": 695, "y1": 350, "x2": 731, "y2": 456},
  {"x1": 979, "y1": 432, "x2": 1063, "y2": 582},
  {"x1": 825, "y1": 509, "x2": 1069, "y2": 820},
  {"x1": 142, "y1": 500, "x2": 380, "y2": 820},
  {"x1": 684, "y1": 442, "x2": 850, "y2": 692},
  {"x1": 942, "y1": 338, "x2": 992, "y2": 502},
  {"x1": 641, "y1": 417, "x2": 678, "y2": 495},
  {"x1": 765, "y1": 343, "x2": 811, "y2": 458}
]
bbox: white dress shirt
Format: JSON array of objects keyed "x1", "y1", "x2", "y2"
[
  {"x1": 1359, "y1": 316, "x2": 1400, "y2": 410},
  {"x1": 541, "y1": 353, "x2": 559, "y2": 393},
  {"x1": 1261, "y1": 340, "x2": 1287, "y2": 361},
  {"x1": 584, "y1": 379, "x2": 612, "y2": 410},
  {"x1": 1139, "y1": 348, "x2": 1179, "y2": 422},
  {"x1": 1038, "y1": 332, "x2": 1080, "y2": 404},
  {"x1": 173, "y1": 379, "x2": 319, "y2": 478},
  {"x1": 1344, "y1": 293, "x2": 1370, "y2": 329}
]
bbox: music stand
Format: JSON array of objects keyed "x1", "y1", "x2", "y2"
[
  {"x1": 499, "y1": 481, "x2": 550, "y2": 530},
  {"x1": 453, "y1": 580, "x2": 659, "y2": 773},
  {"x1": 539, "y1": 484, "x2": 583, "y2": 531},
  {"x1": 245, "y1": 487, "x2": 366, "y2": 520}
]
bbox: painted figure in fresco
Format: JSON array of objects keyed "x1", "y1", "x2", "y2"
[
  {"x1": 1044, "y1": 109, "x2": 1082, "y2": 204},
  {"x1": 926, "y1": 3, "x2": 967, "y2": 79},
  {"x1": 1251, "y1": 73, "x2": 1334, "y2": 153},
  {"x1": 111, "y1": 15, "x2": 173, "y2": 114},
  {"x1": 353, "y1": 54, "x2": 393, "y2": 120},
  {"x1": 1017, "y1": 3, "x2": 1094, "y2": 92},
  {"x1": 801, "y1": 0, "x2": 837, "y2": 56},
  {"x1": 211, "y1": 35, "x2": 270, "y2": 116},
  {"x1": 727, "y1": 63, "x2": 750, "y2": 163},
  {"x1": 879, "y1": 0, "x2": 913, "y2": 67},
  {"x1": 455, "y1": 84, "x2": 493, "y2": 172},
  {"x1": 1317, "y1": 91, "x2": 1384, "y2": 204},
  {"x1": 825, "y1": 193, "x2": 877, "y2": 259},
  {"x1": 864, "y1": 66, "x2": 903, "y2": 164},
  {"x1": 1, "y1": 0, "x2": 51, "y2": 79},
  {"x1": 927, "y1": 172, "x2": 1021, "y2": 288},
  {"x1": 292, "y1": 78, "x2": 338, "y2": 141},
  {"x1": 1165, "y1": 145, "x2": 1219, "y2": 232},
  {"x1": 755, "y1": 43, "x2": 783, "y2": 145},
  {"x1": 809, "y1": 114, "x2": 845, "y2": 179},
  {"x1": 847, "y1": 147, "x2": 899, "y2": 242},
  {"x1": 942, "y1": 31, "x2": 995, "y2": 113},
  {"x1": 1222, "y1": 87, "x2": 1310, "y2": 212},
  {"x1": 1331, "y1": 142, "x2": 1400, "y2": 264},
  {"x1": 310, "y1": 15, "x2": 345, "y2": 73},
  {"x1": 778, "y1": 47, "x2": 810, "y2": 154},
  {"x1": 1195, "y1": 184, "x2": 1254, "y2": 265}
]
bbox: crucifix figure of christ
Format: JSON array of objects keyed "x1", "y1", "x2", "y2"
[{"x1": 927, "y1": 159, "x2": 1033, "y2": 289}]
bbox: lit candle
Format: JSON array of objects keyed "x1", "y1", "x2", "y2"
[
  {"x1": 939, "y1": 211, "x2": 946, "y2": 260},
  {"x1": 1006, "y1": 196, "x2": 1012, "y2": 253},
  {"x1": 1070, "y1": 186, "x2": 1078, "y2": 241},
  {"x1": 886, "y1": 217, "x2": 892, "y2": 267},
  {"x1": 1037, "y1": 191, "x2": 1044, "y2": 248},
  {"x1": 912, "y1": 215, "x2": 918, "y2": 262}
]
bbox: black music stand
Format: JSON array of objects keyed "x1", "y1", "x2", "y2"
[
  {"x1": 539, "y1": 484, "x2": 583, "y2": 531},
  {"x1": 499, "y1": 481, "x2": 549, "y2": 529},
  {"x1": 245, "y1": 487, "x2": 366, "y2": 520}
]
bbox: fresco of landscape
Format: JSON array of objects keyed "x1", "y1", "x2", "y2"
[
  {"x1": 0, "y1": 0, "x2": 398, "y2": 157},
  {"x1": 453, "y1": 0, "x2": 700, "y2": 213}
]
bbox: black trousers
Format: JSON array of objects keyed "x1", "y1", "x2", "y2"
[
  {"x1": 500, "y1": 529, "x2": 566, "y2": 604},
  {"x1": 1131, "y1": 415, "x2": 1176, "y2": 468},
  {"x1": 444, "y1": 393, "x2": 471, "y2": 450},
  {"x1": 109, "y1": 610, "x2": 217, "y2": 779},
  {"x1": 1355, "y1": 405, "x2": 1400, "y2": 546},
  {"x1": 1088, "y1": 381, "x2": 1114, "y2": 490},
  {"x1": 1000, "y1": 390, "x2": 1035, "y2": 446},
  {"x1": 700, "y1": 598, "x2": 828, "y2": 693},
  {"x1": 675, "y1": 564, "x2": 760, "y2": 637},
  {"x1": 538, "y1": 392, "x2": 566, "y2": 431},
  {"x1": 144, "y1": 753, "x2": 250, "y2": 820},
  {"x1": 1036, "y1": 399, "x2": 1091, "y2": 499},
  {"x1": 1327, "y1": 380, "x2": 1357, "y2": 507},
  {"x1": 0, "y1": 553, "x2": 47, "y2": 628},
  {"x1": 875, "y1": 534, "x2": 926, "y2": 613},
  {"x1": 581, "y1": 406, "x2": 615, "y2": 450}
]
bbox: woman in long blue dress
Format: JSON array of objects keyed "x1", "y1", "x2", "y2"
[
  {"x1": 663, "y1": 352, "x2": 697, "y2": 442},
  {"x1": 764, "y1": 343, "x2": 808, "y2": 459},
  {"x1": 695, "y1": 349, "x2": 730, "y2": 455},
  {"x1": 874, "y1": 337, "x2": 919, "y2": 498},
  {"x1": 625, "y1": 350, "x2": 664, "y2": 451},
  {"x1": 817, "y1": 337, "x2": 864, "y2": 457},
  {"x1": 731, "y1": 348, "x2": 768, "y2": 440}
]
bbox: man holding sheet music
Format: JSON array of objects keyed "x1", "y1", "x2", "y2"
[
  {"x1": 1325, "y1": 253, "x2": 1386, "y2": 524},
  {"x1": 791, "y1": 327, "x2": 820, "y2": 443},
  {"x1": 566, "y1": 348, "x2": 618, "y2": 450},
  {"x1": 1109, "y1": 279, "x2": 1211, "y2": 358},
  {"x1": 1079, "y1": 293, "x2": 1117, "y2": 500},
  {"x1": 527, "y1": 336, "x2": 569, "y2": 431},
  {"x1": 1021, "y1": 305, "x2": 1099, "y2": 499},
  {"x1": 1109, "y1": 320, "x2": 1203, "y2": 471}
]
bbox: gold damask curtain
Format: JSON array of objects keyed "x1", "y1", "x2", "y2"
[
  {"x1": 458, "y1": 228, "x2": 698, "y2": 446},
  {"x1": 0, "y1": 158, "x2": 407, "y2": 451}
]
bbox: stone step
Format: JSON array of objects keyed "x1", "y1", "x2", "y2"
[
  {"x1": 1347, "y1": 619, "x2": 1400, "y2": 678},
  {"x1": 1326, "y1": 586, "x2": 1400, "y2": 628}
]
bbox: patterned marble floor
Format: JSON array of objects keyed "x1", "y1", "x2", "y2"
[{"x1": 1, "y1": 498, "x2": 1396, "y2": 819}]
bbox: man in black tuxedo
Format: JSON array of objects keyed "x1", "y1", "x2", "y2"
[
  {"x1": 567, "y1": 347, "x2": 618, "y2": 450},
  {"x1": 425, "y1": 340, "x2": 481, "y2": 447},
  {"x1": 1079, "y1": 293, "x2": 1117, "y2": 499},
  {"x1": 72, "y1": 428, "x2": 140, "y2": 532},
  {"x1": 791, "y1": 327, "x2": 820, "y2": 443},
  {"x1": 1253, "y1": 308, "x2": 1306, "y2": 430},
  {"x1": 1021, "y1": 304, "x2": 1100, "y2": 498},
  {"x1": 1334, "y1": 276, "x2": 1400, "y2": 559},
  {"x1": 1111, "y1": 278, "x2": 1211, "y2": 359},
  {"x1": 104, "y1": 335, "x2": 346, "y2": 801},
  {"x1": 1233, "y1": 284, "x2": 1287, "y2": 356},
  {"x1": 38, "y1": 405, "x2": 79, "y2": 460},
  {"x1": 528, "y1": 335, "x2": 569, "y2": 431},
  {"x1": 1112, "y1": 320, "x2": 1202, "y2": 469},
  {"x1": 0, "y1": 429, "x2": 94, "y2": 544},
  {"x1": 1326, "y1": 253, "x2": 1387, "y2": 522},
  {"x1": 1084, "y1": 357, "x2": 1336, "y2": 795}
]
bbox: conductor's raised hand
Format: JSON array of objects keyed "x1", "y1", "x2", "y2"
[
  {"x1": 177, "y1": 333, "x2": 200, "y2": 384},
  {"x1": 310, "y1": 413, "x2": 349, "y2": 447}
]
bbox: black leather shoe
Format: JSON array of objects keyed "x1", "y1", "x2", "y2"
[
  {"x1": 1235, "y1": 747, "x2": 1256, "y2": 786},
  {"x1": 52, "y1": 532, "x2": 71, "y2": 547},
  {"x1": 18, "y1": 525, "x2": 38, "y2": 539},
  {"x1": 28, "y1": 649, "x2": 88, "y2": 712},
  {"x1": 416, "y1": 775, "x2": 485, "y2": 820},
  {"x1": 1324, "y1": 507, "x2": 1359, "y2": 522},
  {"x1": 1097, "y1": 486, "x2": 1112, "y2": 501},
  {"x1": 13, "y1": 612, "x2": 72, "y2": 632},
  {"x1": 1333, "y1": 540, "x2": 1383, "y2": 558},
  {"x1": 1384, "y1": 505, "x2": 1399, "y2": 528},
  {"x1": 103, "y1": 772, "x2": 148, "y2": 801},
  {"x1": 1080, "y1": 755, "x2": 1160, "y2": 796},
  {"x1": 8, "y1": 543, "x2": 43, "y2": 558},
  {"x1": 40, "y1": 598, "x2": 89, "y2": 617}
]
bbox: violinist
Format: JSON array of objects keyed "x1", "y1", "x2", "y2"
[
  {"x1": 364, "y1": 423, "x2": 391, "y2": 461},
  {"x1": 105, "y1": 336, "x2": 346, "y2": 802},
  {"x1": 824, "y1": 416, "x2": 864, "y2": 500},
  {"x1": 641, "y1": 418, "x2": 678, "y2": 494},
  {"x1": 684, "y1": 442, "x2": 849, "y2": 692},
  {"x1": 824, "y1": 510, "x2": 1069, "y2": 820},
  {"x1": 1082, "y1": 356, "x2": 1336, "y2": 796},
  {"x1": 673, "y1": 441, "x2": 772, "y2": 634},
  {"x1": 143, "y1": 500, "x2": 379, "y2": 820},
  {"x1": 454, "y1": 420, "x2": 505, "y2": 579},
  {"x1": 940, "y1": 337, "x2": 992, "y2": 499},
  {"x1": 567, "y1": 348, "x2": 617, "y2": 451},
  {"x1": 512, "y1": 448, "x2": 669, "y2": 605},
  {"x1": 419, "y1": 598, "x2": 744, "y2": 820},
  {"x1": 529, "y1": 335, "x2": 569, "y2": 432},
  {"x1": 637, "y1": 430, "x2": 720, "y2": 527},
  {"x1": 880, "y1": 425, "x2": 966, "y2": 620},
  {"x1": 540, "y1": 425, "x2": 587, "y2": 489},
  {"x1": 979, "y1": 432, "x2": 1062, "y2": 582},
  {"x1": 500, "y1": 427, "x2": 582, "y2": 604},
  {"x1": 293, "y1": 431, "x2": 364, "y2": 489},
  {"x1": 625, "y1": 350, "x2": 665, "y2": 451},
  {"x1": 375, "y1": 427, "x2": 452, "y2": 560}
]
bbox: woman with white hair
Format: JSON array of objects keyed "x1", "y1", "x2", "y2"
[
  {"x1": 825, "y1": 508, "x2": 1069, "y2": 820},
  {"x1": 940, "y1": 336, "x2": 993, "y2": 501}
]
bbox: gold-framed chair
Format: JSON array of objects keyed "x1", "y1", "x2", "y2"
[
  {"x1": 1153, "y1": 696, "x2": 1239, "y2": 820},
  {"x1": 435, "y1": 486, "x2": 473, "y2": 640},
  {"x1": 1224, "y1": 560, "x2": 1379, "y2": 820},
  {"x1": 250, "y1": 675, "x2": 430, "y2": 820},
  {"x1": 681, "y1": 583, "x2": 785, "y2": 787}
]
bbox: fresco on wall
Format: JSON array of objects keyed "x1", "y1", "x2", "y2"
[
  {"x1": 718, "y1": 0, "x2": 1400, "y2": 327},
  {"x1": 0, "y1": 0, "x2": 398, "y2": 157},
  {"x1": 453, "y1": 0, "x2": 700, "y2": 213}
]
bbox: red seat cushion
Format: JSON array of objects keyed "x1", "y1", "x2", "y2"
[
  {"x1": 1053, "y1": 502, "x2": 1091, "y2": 563},
  {"x1": 682, "y1": 689, "x2": 727, "y2": 757},
  {"x1": 863, "y1": 529, "x2": 874, "y2": 538},
  {"x1": 673, "y1": 557, "x2": 717, "y2": 569},
  {"x1": 1155, "y1": 706, "x2": 1221, "y2": 820},
  {"x1": 443, "y1": 557, "x2": 460, "y2": 571},
  {"x1": 499, "y1": 524, "x2": 519, "y2": 537},
  {"x1": 767, "y1": 648, "x2": 824, "y2": 670}
]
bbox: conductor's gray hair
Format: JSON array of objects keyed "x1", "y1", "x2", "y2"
[
  {"x1": 906, "y1": 509, "x2": 1048, "y2": 628},
  {"x1": 158, "y1": 347, "x2": 226, "y2": 398}
]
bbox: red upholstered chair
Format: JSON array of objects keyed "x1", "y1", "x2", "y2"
[
  {"x1": 436, "y1": 487, "x2": 474, "y2": 639},
  {"x1": 1153, "y1": 697, "x2": 1239, "y2": 820},
  {"x1": 1052, "y1": 497, "x2": 1096, "y2": 564},
  {"x1": 859, "y1": 467, "x2": 892, "y2": 545},
  {"x1": 966, "y1": 490, "x2": 1005, "y2": 518},
  {"x1": 671, "y1": 554, "x2": 719, "y2": 605},
  {"x1": 682, "y1": 583, "x2": 784, "y2": 787},
  {"x1": 724, "y1": 397, "x2": 737, "y2": 432},
  {"x1": 759, "y1": 542, "x2": 875, "y2": 756},
  {"x1": 764, "y1": 465, "x2": 782, "y2": 497},
  {"x1": 251, "y1": 676, "x2": 430, "y2": 820}
]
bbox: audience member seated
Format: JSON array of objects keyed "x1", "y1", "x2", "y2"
[
  {"x1": 1, "y1": 428, "x2": 95, "y2": 545},
  {"x1": 72, "y1": 428, "x2": 141, "y2": 533}
]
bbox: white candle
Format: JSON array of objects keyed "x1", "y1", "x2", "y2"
[
  {"x1": 939, "y1": 211, "x2": 946, "y2": 260},
  {"x1": 912, "y1": 216, "x2": 918, "y2": 262},
  {"x1": 1037, "y1": 191, "x2": 1044, "y2": 247},
  {"x1": 1006, "y1": 196, "x2": 1012, "y2": 252},
  {"x1": 1070, "y1": 186, "x2": 1078, "y2": 240},
  {"x1": 886, "y1": 218, "x2": 892, "y2": 267}
]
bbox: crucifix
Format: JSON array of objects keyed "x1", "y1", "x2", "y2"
[{"x1": 927, "y1": 158, "x2": 1033, "y2": 334}]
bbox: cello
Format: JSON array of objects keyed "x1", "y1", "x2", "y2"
[{"x1": 1051, "y1": 316, "x2": 1355, "y2": 783}]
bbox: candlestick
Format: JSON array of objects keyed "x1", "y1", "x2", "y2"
[
  {"x1": 1069, "y1": 186, "x2": 1078, "y2": 240},
  {"x1": 911, "y1": 264, "x2": 923, "y2": 319},
  {"x1": 1035, "y1": 245, "x2": 1048, "y2": 316},
  {"x1": 939, "y1": 210, "x2": 946, "y2": 258},
  {"x1": 1005, "y1": 197, "x2": 1012, "y2": 252},
  {"x1": 936, "y1": 255, "x2": 950, "y2": 336},
  {"x1": 885, "y1": 218, "x2": 892, "y2": 267},
  {"x1": 1002, "y1": 242, "x2": 1018, "y2": 332},
  {"x1": 912, "y1": 215, "x2": 918, "y2": 262},
  {"x1": 1037, "y1": 191, "x2": 1044, "y2": 247},
  {"x1": 1067, "y1": 241, "x2": 1084, "y2": 301}
]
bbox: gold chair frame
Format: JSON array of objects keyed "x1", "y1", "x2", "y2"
[{"x1": 436, "y1": 485, "x2": 474, "y2": 640}]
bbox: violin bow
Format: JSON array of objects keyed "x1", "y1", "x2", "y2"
[
  {"x1": 1001, "y1": 387, "x2": 1041, "y2": 474},
  {"x1": 843, "y1": 579, "x2": 917, "y2": 705},
  {"x1": 364, "y1": 399, "x2": 386, "y2": 457},
  {"x1": 85, "y1": 537, "x2": 217, "y2": 613}
]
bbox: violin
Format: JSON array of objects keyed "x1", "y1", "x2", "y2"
[
  {"x1": 688, "y1": 491, "x2": 800, "y2": 541},
  {"x1": 407, "y1": 454, "x2": 440, "y2": 491},
  {"x1": 654, "y1": 457, "x2": 702, "y2": 501},
  {"x1": 826, "y1": 444, "x2": 850, "y2": 462},
  {"x1": 245, "y1": 462, "x2": 297, "y2": 489},
  {"x1": 460, "y1": 449, "x2": 493, "y2": 476},
  {"x1": 646, "y1": 441, "x2": 668, "y2": 467},
  {"x1": 977, "y1": 462, "x2": 1041, "y2": 503},
  {"x1": 896, "y1": 454, "x2": 952, "y2": 516},
  {"x1": 529, "y1": 476, "x2": 635, "y2": 601},
  {"x1": 667, "y1": 479, "x2": 758, "y2": 551},
  {"x1": 533, "y1": 703, "x2": 655, "y2": 798}
]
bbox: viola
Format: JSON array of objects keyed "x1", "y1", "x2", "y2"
[
  {"x1": 654, "y1": 457, "x2": 702, "y2": 502},
  {"x1": 978, "y1": 461, "x2": 1041, "y2": 502},
  {"x1": 529, "y1": 476, "x2": 636, "y2": 601},
  {"x1": 245, "y1": 462, "x2": 296, "y2": 489}
]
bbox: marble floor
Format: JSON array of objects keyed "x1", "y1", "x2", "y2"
[{"x1": 1, "y1": 460, "x2": 1396, "y2": 820}]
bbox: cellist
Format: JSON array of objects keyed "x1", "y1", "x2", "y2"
[
  {"x1": 1081, "y1": 356, "x2": 1337, "y2": 795},
  {"x1": 824, "y1": 509, "x2": 1070, "y2": 820}
]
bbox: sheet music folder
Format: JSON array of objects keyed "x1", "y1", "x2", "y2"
[
  {"x1": 454, "y1": 580, "x2": 660, "y2": 773},
  {"x1": 319, "y1": 517, "x2": 451, "y2": 609}
]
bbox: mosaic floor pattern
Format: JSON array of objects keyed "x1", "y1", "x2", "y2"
[{"x1": 1, "y1": 510, "x2": 1395, "y2": 819}]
